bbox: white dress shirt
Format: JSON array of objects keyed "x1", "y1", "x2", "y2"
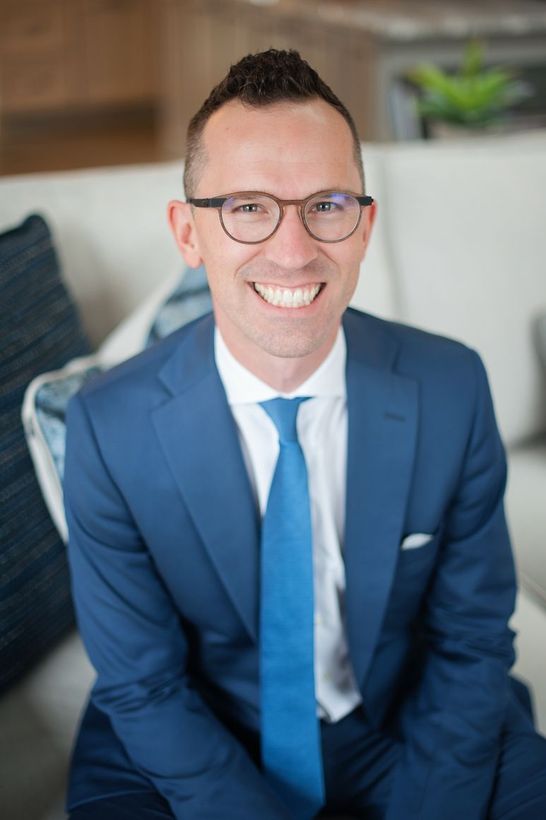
[{"x1": 214, "y1": 327, "x2": 362, "y2": 723}]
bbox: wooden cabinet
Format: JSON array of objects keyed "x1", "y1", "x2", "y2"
[
  {"x1": 0, "y1": 0, "x2": 73, "y2": 111},
  {"x1": 80, "y1": 0, "x2": 158, "y2": 105},
  {"x1": 0, "y1": 0, "x2": 159, "y2": 115},
  {"x1": 157, "y1": 0, "x2": 379, "y2": 157}
]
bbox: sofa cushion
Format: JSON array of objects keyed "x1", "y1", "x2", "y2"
[
  {"x1": 349, "y1": 145, "x2": 400, "y2": 322},
  {"x1": 22, "y1": 265, "x2": 211, "y2": 542},
  {"x1": 381, "y1": 134, "x2": 546, "y2": 447},
  {"x1": 0, "y1": 214, "x2": 90, "y2": 693},
  {"x1": 506, "y1": 439, "x2": 546, "y2": 608}
]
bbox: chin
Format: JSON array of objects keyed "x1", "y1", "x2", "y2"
[{"x1": 253, "y1": 328, "x2": 332, "y2": 360}]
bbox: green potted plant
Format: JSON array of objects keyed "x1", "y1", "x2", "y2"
[{"x1": 408, "y1": 40, "x2": 530, "y2": 138}]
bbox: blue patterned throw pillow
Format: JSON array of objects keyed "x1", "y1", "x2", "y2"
[
  {"x1": 23, "y1": 264, "x2": 211, "y2": 543},
  {"x1": 0, "y1": 214, "x2": 90, "y2": 692}
]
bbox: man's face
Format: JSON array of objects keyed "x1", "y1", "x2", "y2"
[{"x1": 170, "y1": 99, "x2": 375, "y2": 378}]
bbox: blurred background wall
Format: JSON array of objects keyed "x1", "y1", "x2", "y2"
[{"x1": 1, "y1": 0, "x2": 546, "y2": 176}]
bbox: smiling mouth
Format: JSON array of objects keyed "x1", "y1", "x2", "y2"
[{"x1": 253, "y1": 282, "x2": 323, "y2": 308}]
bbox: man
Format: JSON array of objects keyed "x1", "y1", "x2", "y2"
[{"x1": 64, "y1": 50, "x2": 546, "y2": 819}]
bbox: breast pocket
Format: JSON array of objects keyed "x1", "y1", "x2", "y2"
[
  {"x1": 396, "y1": 530, "x2": 440, "y2": 578},
  {"x1": 384, "y1": 531, "x2": 441, "y2": 627}
]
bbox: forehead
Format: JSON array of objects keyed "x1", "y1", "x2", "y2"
[{"x1": 196, "y1": 98, "x2": 361, "y2": 197}]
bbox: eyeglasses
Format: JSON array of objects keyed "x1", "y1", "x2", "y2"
[{"x1": 187, "y1": 190, "x2": 374, "y2": 244}]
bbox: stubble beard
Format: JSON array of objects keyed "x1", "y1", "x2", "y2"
[{"x1": 238, "y1": 258, "x2": 340, "y2": 360}]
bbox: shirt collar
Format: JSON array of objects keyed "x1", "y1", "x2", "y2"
[{"x1": 215, "y1": 325, "x2": 347, "y2": 406}]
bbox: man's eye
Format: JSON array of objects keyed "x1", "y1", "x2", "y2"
[
  {"x1": 228, "y1": 202, "x2": 270, "y2": 217},
  {"x1": 312, "y1": 200, "x2": 339, "y2": 213}
]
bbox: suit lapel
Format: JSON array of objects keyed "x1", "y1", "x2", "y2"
[
  {"x1": 151, "y1": 315, "x2": 260, "y2": 642},
  {"x1": 343, "y1": 311, "x2": 418, "y2": 690}
]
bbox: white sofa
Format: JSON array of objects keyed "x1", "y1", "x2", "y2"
[{"x1": 1, "y1": 133, "x2": 545, "y2": 820}]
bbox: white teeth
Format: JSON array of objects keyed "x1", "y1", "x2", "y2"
[{"x1": 254, "y1": 283, "x2": 321, "y2": 308}]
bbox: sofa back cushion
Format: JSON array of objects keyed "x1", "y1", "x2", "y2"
[
  {"x1": 381, "y1": 134, "x2": 546, "y2": 446},
  {"x1": 350, "y1": 145, "x2": 400, "y2": 322}
]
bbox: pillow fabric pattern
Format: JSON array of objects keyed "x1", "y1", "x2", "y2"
[
  {"x1": 25, "y1": 359, "x2": 104, "y2": 541},
  {"x1": 146, "y1": 265, "x2": 213, "y2": 344},
  {"x1": 23, "y1": 264, "x2": 211, "y2": 543},
  {"x1": 0, "y1": 214, "x2": 90, "y2": 693}
]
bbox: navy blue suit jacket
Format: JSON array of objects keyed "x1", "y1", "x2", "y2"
[{"x1": 64, "y1": 308, "x2": 517, "y2": 818}]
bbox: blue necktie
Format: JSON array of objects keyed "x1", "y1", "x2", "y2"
[{"x1": 259, "y1": 397, "x2": 325, "y2": 820}]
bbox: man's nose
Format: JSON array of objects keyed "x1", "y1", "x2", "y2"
[{"x1": 262, "y1": 205, "x2": 319, "y2": 270}]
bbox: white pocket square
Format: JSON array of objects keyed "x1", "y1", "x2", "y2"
[{"x1": 401, "y1": 533, "x2": 434, "y2": 550}]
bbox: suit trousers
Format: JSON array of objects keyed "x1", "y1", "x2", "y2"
[{"x1": 68, "y1": 683, "x2": 546, "y2": 820}]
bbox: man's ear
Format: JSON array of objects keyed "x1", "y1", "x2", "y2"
[
  {"x1": 360, "y1": 200, "x2": 377, "y2": 259},
  {"x1": 167, "y1": 200, "x2": 203, "y2": 268}
]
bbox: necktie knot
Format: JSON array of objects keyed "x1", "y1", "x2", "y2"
[{"x1": 260, "y1": 397, "x2": 309, "y2": 444}]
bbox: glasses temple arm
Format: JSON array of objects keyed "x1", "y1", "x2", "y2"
[{"x1": 187, "y1": 197, "x2": 227, "y2": 208}]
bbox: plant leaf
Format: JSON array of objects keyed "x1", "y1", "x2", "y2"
[
  {"x1": 462, "y1": 40, "x2": 484, "y2": 77},
  {"x1": 408, "y1": 44, "x2": 532, "y2": 127}
]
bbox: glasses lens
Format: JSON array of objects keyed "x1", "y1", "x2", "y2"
[
  {"x1": 221, "y1": 194, "x2": 280, "y2": 242},
  {"x1": 304, "y1": 193, "x2": 361, "y2": 241}
]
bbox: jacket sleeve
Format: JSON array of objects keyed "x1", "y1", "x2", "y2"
[
  {"x1": 64, "y1": 392, "x2": 291, "y2": 820},
  {"x1": 386, "y1": 350, "x2": 517, "y2": 820}
]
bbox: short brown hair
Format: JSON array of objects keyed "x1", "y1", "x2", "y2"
[{"x1": 184, "y1": 49, "x2": 364, "y2": 198}]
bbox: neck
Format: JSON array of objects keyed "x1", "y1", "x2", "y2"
[{"x1": 246, "y1": 354, "x2": 329, "y2": 394}]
